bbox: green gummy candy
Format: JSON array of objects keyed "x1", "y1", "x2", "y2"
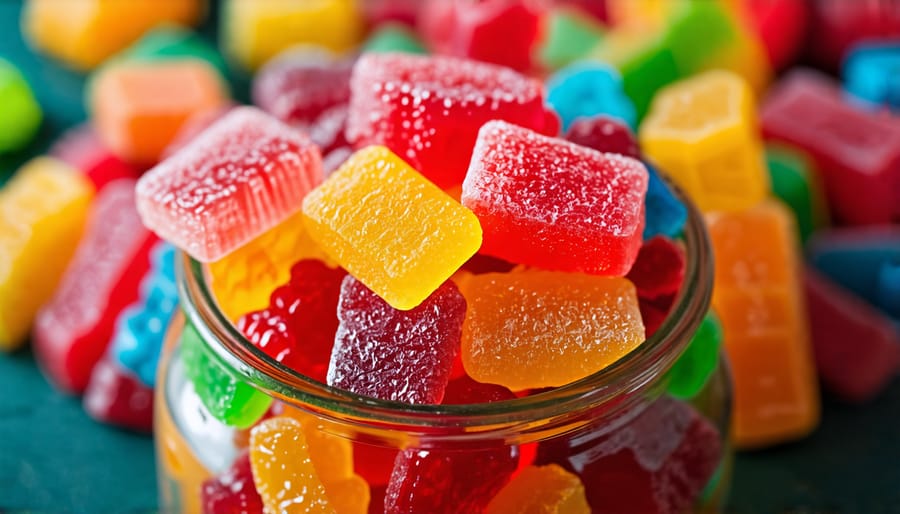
[
  {"x1": 766, "y1": 145, "x2": 827, "y2": 242},
  {"x1": 619, "y1": 41, "x2": 680, "y2": 120},
  {"x1": 364, "y1": 24, "x2": 428, "y2": 55},
  {"x1": 667, "y1": 311, "x2": 723, "y2": 400},
  {"x1": 539, "y1": 8, "x2": 605, "y2": 70},
  {"x1": 663, "y1": 1, "x2": 736, "y2": 75},
  {"x1": 0, "y1": 58, "x2": 42, "y2": 153},
  {"x1": 180, "y1": 320, "x2": 272, "y2": 429},
  {"x1": 121, "y1": 25, "x2": 229, "y2": 75}
]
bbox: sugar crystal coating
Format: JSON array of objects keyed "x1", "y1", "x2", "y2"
[{"x1": 83, "y1": 356, "x2": 154, "y2": 433}]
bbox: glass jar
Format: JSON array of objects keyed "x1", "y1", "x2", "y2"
[{"x1": 154, "y1": 182, "x2": 731, "y2": 514}]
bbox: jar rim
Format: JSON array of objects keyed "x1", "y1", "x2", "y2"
[{"x1": 177, "y1": 174, "x2": 714, "y2": 439}]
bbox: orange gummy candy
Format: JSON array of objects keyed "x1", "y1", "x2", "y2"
[
  {"x1": 707, "y1": 200, "x2": 820, "y2": 448},
  {"x1": 485, "y1": 464, "x2": 591, "y2": 514},
  {"x1": 460, "y1": 270, "x2": 644, "y2": 391}
]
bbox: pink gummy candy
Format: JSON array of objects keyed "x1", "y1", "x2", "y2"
[
  {"x1": 346, "y1": 53, "x2": 558, "y2": 189},
  {"x1": 327, "y1": 276, "x2": 466, "y2": 404},
  {"x1": 34, "y1": 179, "x2": 157, "y2": 393},
  {"x1": 461, "y1": 120, "x2": 648, "y2": 275},
  {"x1": 627, "y1": 236, "x2": 686, "y2": 300},
  {"x1": 135, "y1": 106, "x2": 323, "y2": 262},
  {"x1": 83, "y1": 357, "x2": 154, "y2": 432},
  {"x1": 50, "y1": 124, "x2": 139, "y2": 190}
]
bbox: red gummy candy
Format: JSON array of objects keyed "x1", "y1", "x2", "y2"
[
  {"x1": 364, "y1": 0, "x2": 421, "y2": 26},
  {"x1": 627, "y1": 236, "x2": 686, "y2": 300},
  {"x1": 564, "y1": 115, "x2": 641, "y2": 159},
  {"x1": 420, "y1": 0, "x2": 543, "y2": 72},
  {"x1": 739, "y1": 0, "x2": 808, "y2": 70},
  {"x1": 237, "y1": 260, "x2": 347, "y2": 383},
  {"x1": 327, "y1": 277, "x2": 466, "y2": 405},
  {"x1": 49, "y1": 124, "x2": 139, "y2": 190},
  {"x1": 807, "y1": 0, "x2": 900, "y2": 72},
  {"x1": 462, "y1": 120, "x2": 648, "y2": 275},
  {"x1": 640, "y1": 294, "x2": 675, "y2": 339},
  {"x1": 442, "y1": 374, "x2": 516, "y2": 404},
  {"x1": 761, "y1": 70, "x2": 900, "y2": 225},
  {"x1": 804, "y1": 268, "x2": 900, "y2": 403},
  {"x1": 537, "y1": 397, "x2": 722, "y2": 514},
  {"x1": 83, "y1": 357, "x2": 154, "y2": 432},
  {"x1": 460, "y1": 254, "x2": 517, "y2": 275},
  {"x1": 385, "y1": 445, "x2": 519, "y2": 514},
  {"x1": 354, "y1": 443, "x2": 400, "y2": 486},
  {"x1": 346, "y1": 53, "x2": 557, "y2": 189},
  {"x1": 34, "y1": 179, "x2": 157, "y2": 392},
  {"x1": 201, "y1": 453, "x2": 264, "y2": 514}
]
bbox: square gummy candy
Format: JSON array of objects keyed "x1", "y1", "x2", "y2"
[
  {"x1": 346, "y1": 53, "x2": 558, "y2": 189},
  {"x1": 136, "y1": 106, "x2": 324, "y2": 263},
  {"x1": 302, "y1": 146, "x2": 482, "y2": 311},
  {"x1": 461, "y1": 120, "x2": 647, "y2": 276}
]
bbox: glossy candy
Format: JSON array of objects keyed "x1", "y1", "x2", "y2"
[
  {"x1": 708, "y1": 200, "x2": 819, "y2": 448},
  {"x1": 761, "y1": 69, "x2": 900, "y2": 225},
  {"x1": 0, "y1": 58, "x2": 42, "y2": 153},
  {"x1": 667, "y1": 312, "x2": 724, "y2": 400},
  {"x1": 238, "y1": 260, "x2": 346, "y2": 383},
  {"x1": 364, "y1": 24, "x2": 428, "y2": 55},
  {"x1": 346, "y1": 53, "x2": 558, "y2": 189},
  {"x1": 221, "y1": 0, "x2": 364, "y2": 70},
  {"x1": 546, "y1": 63, "x2": 636, "y2": 131},
  {"x1": 201, "y1": 453, "x2": 264, "y2": 514},
  {"x1": 844, "y1": 42, "x2": 900, "y2": 111},
  {"x1": 34, "y1": 179, "x2": 157, "y2": 392},
  {"x1": 642, "y1": 164, "x2": 688, "y2": 240},
  {"x1": 805, "y1": 269, "x2": 900, "y2": 403},
  {"x1": 22, "y1": 0, "x2": 203, "y2": 70},
  {"x1": 485, "y1": 464, "x2": 590, "y2": 514},
  {"x1": 111, "y1": 242, "x2": 178, "y2": 387},
  {"x1": 563, "y1": 115, "x2": 640, "y2": 159},
  {"x1": 136, "y1": 106, "x2": 324, "y2": 262},
  {"x1": 462, "y1": 121, "x2": 647, "y2": 275},
  {"x1": 537, "y1": 397, "x2": 722, "y2": 514},
  {"x1": 460, "y1": 270, "x2": 644, "y2": 391},
  {"x1": 181, "y1": 321, "x2": 272, "y2": 428},
  {"x1": 765, "y1": 145, "x2": 827, "y2": 243},
  {"x1": 626, "y1": 236, "x2": 685, "y2": 300},
  {"x1": 302, "y1": 146, "x2": 481, "y2": 311},
  {"x1": 328, "y1": 277, "x2": 466, "y2": 404},
  {"x1": 641, "y1": 70, "x2": 769, "y2": 213},
  {"x1": 0, "y1": 157, "x2": 93, "y2": 351},
  {"x1": 538, "y1": 7, "x2": 605, "y2": 70},
  {"x1": 49, "y1": 124, "x2": 138, "y2": 190},
  {"x1": 91, "y1": 59, "x2": 229, "y2": 164}
]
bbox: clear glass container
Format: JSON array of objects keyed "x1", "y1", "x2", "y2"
[{"x1": 154, "y1": 182, "x2": 731, "y2": 514}]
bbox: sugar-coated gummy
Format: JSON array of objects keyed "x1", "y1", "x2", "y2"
[
  {"x1": 327, "y1": 276, "x2": 466, "y2": 405},
  {"x1": 484, "y1": 464, "x2": 591, "y2": 514},
  {"x1": 642, "y1": 164, "x2": 688, "y2": 240},
  {"x1": 462, "y1": 120, "x2": 647, "y2": 275},
  {"x1": 136, "y1": 106, "x2": 324, "y2": 263},
  {"x1": 626, "y1": 236, "x2": 686, "y2": 300},
  {"x1": 564, "y1": 115, "x2": 640, "y2": 159},
  {"x1": 0, "y1": 58, "x2": 42, "y2": 153},
  {"x1": 201, "y1": 452, "x2": 264, "y2": 514},
  {"x1": 49, "y1": 124, "x2": 138, "y2": 191},
  {"x1": 83, "y1": 356, "x2": 154, "y2": 433},
  {"x1": 547, "y1": 63, "x2": 636, "y2": 131}
]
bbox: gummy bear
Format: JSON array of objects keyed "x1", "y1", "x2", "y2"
[{"x1": 485, "y1": 464, "x2": 590, "y2": 514}]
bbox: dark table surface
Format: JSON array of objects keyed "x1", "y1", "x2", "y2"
[{"x1": 1, "y1": 2, "x2": 898, "y2": 513}]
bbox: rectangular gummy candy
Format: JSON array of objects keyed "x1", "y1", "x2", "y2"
[
  {"x1": 460, "y1": 270, "x2": 644, "y2": 391},
  {"x1": 462, "y1": 120, "x2": 647, "y2": 276},
  {"x1": 303, "y1": 146, "x2": 481, "y2": 311},
  {"x1": 0, "y1": 157, "x2": 93, "y2": 351},
  {"x1": 136, "y1": 106, "x2": 324, "y2": 262}
]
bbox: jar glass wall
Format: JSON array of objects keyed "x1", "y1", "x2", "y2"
[{"x1": 154, "y1": 181, "x2": 731, "y2": 514}]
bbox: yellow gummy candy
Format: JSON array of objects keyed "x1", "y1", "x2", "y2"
[
  {"x1": 302, "y1": 146, "x2": 482, "y2": 311},
  {"x1": 222, "y1": 0, "x2": 364, "y2": 70},
  {"x1": 22, "y1": 0, "x2": 203, "y2": 70},
  {"x1": 486, "y1": 464, "x2": 591, "y2": 514},
  {"x1": 0, "y1": 157, "x2": 93, "y2": 351},
  {"x1": 209, "y1": 211, "x2": 334, "y2": 321},
  {"x1": 639, "y1": 69, "x2": 770, "y2": 212}
]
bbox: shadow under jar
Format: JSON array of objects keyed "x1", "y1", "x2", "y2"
[{"x1": 154, "y1": 179, "x2": 731, "y2": 514}]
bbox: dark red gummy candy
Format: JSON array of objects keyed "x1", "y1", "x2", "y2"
[
  {"x1": 442, "y1": 374, "x2": 516, "y2": 404},
  {"x1": 639, "y1": 294, "x2": 675, "y2": 338},
  {"x1": 83, "y1": 357, "x2": 154, "y2": 432},
  {"x1": 238, "y1": 260, "x2": 347, "y2": 383},
  {"x1": 201, "y1": 453, "x2": 264, "y2": 514},
  {"x1": 565, "y1": 115, "x2": 641, "y2": 159},
  {"x1": 537, "y1": 397, "x2": 722, "y2": 514},
  {"x1": 627, "y1": 236, "x2": 686, "y2": 300}
]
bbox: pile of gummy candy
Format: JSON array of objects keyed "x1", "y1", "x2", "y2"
[{"x1": 2, "y1": 0, "x2": 900, "y2": 512}]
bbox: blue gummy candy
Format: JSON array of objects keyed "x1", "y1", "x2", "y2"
[
  {"x1": 843, "y1": 42, "x2": 900, "y2": 111},
  {"x1": 643, "y1": 163, "x2": 688, "y2": 240},
  {"x1": 546, "y1": 62, "x2": 637, "y2": 132},
  {"x1": 876, "y1": 260, "x2": 900, "y2": 319}
]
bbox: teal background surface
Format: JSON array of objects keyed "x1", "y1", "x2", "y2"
[{"x1": 0, "y1": 2, "x2": 898, "y2": 513}]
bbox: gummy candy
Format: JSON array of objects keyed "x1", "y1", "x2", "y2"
[
  {"x1": 22, "y1": 0, "x2": 203, "y2": 69},
  {"x1": 136, "y1": 106, "x2": 324, "y2": 263},
  {"x1": 83, "y1": 356, "x2": 154, "y2": 432},
  {"x1": 49, "y1": 124, "x2": 138, "y2": 191},
  {"x1": 346, "y1": 53, "x2": 558, "y2": 189},
  {"x1": 0, "y1": 157, "x2": 93, "y2": 351},
  {"x1": 327, "y1": 277, "x2": 466, "y2": 404},
  {"x1": 563, "y1": 115, "x2": 640, "y2": 159},
  {"x1": 110, "y1": 24, "x2": 229, "y2": 79},
  {"x1": 642, "y1": 164, "x2": 688, "y2": 240},
  {"x1": 221, "y1": 0, "x2": 364, "y2": 70},
  {"x1": 201, "y1": 452, "x2": 264, "y2": 514},
  {"x1": 738, "y1": 0, "x2": 808, "y2": 70},
  {"x1": 844, "y1": 42, "x2": 900, "y2": 111},
  {"x1": 442, "y1": 374, "x2": 516, "y2": 405},
  {"x1": 626, "y1": 236, "x2": 686, "y2": 300},
  {"x1": 546, "y1": 63, "x2": 637, "y2": 131},
  {"x1": 238, "y1": 260, "x2": 347, "y2": 383},
  {"x1": 460, "y1": 270, "x2": 644, "y2": 391},
  {"x1": 90, "y1": 60, "x2": 229, "y2": 164},
  {"x1": 362, "y1": 0, "x2": 421, "y2": 27},
  {"x1": 667, "y1": 312, "x2": 724, "y2": 400},
  {"x1": 761, "y1": 69, "x2": 900, "y2": 225},
  {"x1": 34, "y1": 179, "x2": 157, "y2": 392},
  {"x1": 302, "y1": 146, "x2": 481, "y2": 311},
  {"x1": 806, "y1": 0, "x2": 900, "y2": 72},
  {"x1": 639, "y1": 293, "x2": 676, "y2": 339},
  {"x1": 663, "y1": 1, "x2": 737, "y2": 76},
  {"x1": 364, "y1": 24, "x2": 428, "y2": 55},
  {"x1": 538, "y1": 7, "x2": 605, "y2": 70},
  {"x1": 462, "y1": 120, "x2": 647, "y2": 275},
  {"x1": 0, "y1": 58, "x2": 42, "y2": 153},
  {"x1": 765, "y1": 145, "x2": 827, "y2": 243},
  {"x1": 484, "y1": 464, "x2": 590, "y2": 514}
]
